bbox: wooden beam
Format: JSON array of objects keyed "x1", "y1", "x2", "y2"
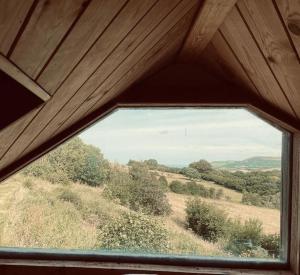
[
  {"x1": 179, "y1": 0, "x2": 237, "y2": 62},
  {"x1": 0, "y1": 54, "x2": 50, "y2": 101}
]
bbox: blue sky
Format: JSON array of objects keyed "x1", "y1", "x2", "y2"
[{"x1": 79, "y1": 108, "x2": 282, "y2": 167}]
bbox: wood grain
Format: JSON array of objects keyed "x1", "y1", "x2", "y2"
[
  {"x1": 0, "y1": 0, "x2": 161, "y2": 170},
  {"x1": 237, "y1": 0, "x2": 300, "y2": 118},
  {"x1": 219, "y1": 6, "x2": 296, "y2": 117},
  {"x1": 275, "y1": 0, "x2": 300, "y2": 59},
  {"x1": 37, "y1": 0, "x2": 127, "y2": 94},
  {"x1": 198, "y1": 31, "x2": 259, "y2": 97},
  {"x1": 179, "y1": 0, "x2": 236, "y2": 62},
  {"x1": 0, "y1": 54, "x2": 50, "y2": 101},
  {"x1": 0, "y1": 0, "x2": 34, "y2": 55},
  {"x1": 53, "y1": 7, "x2": 201, "y2": 138},
  {"x1": 21, "y1": 0, "x2": 196, "y2": 155},
  {"x1": 10, "y1": 0, "x2": 87, "y2": 79}
]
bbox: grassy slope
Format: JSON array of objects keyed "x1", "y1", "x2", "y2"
[{"x1": 0, "y1": 174, "x2": 279, "y2": 255}]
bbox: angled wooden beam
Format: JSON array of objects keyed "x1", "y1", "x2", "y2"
[{"x1": 178, "y1": 0, "x2": 237, "y2": 62}]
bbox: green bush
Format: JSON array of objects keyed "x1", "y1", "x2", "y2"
[
  {"x1": 98, "y1": 212, "x2": 169, "y2": 253},
  {"x1": 185, "y1": 199, "x2": 227, "y2": 242},
  {"x1": 169, "y1": 180, "x2": 186, "y2": 193},
  {"x1": 103, "y1": 170, "x2": 133, "y2": 205},
  {"x1": 158, "y1": 175, "x2": 169, "y2": 191},
  {"x1": 226, "y1": 218, "x2": 263, "y2": 256},
  {"x1": 23, "y1": 178, "x2": 33, "y2": 189},
  {"x1": 189, "y1": 159, "x2": 212, "y2": 173},
  {"x1": 23, "y1": 137, "x2": 110, "y2": 186},
  {"x1": 58, "y1": 189, "x2": 82, "y2": 209},
  {"x1": 261, "y1": 233, "x2": 280, "y2": 258},
  {"x1": 104, "y1": 169, "x2": 171, "y2": 216}
]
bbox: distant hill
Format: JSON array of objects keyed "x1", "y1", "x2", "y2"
[{"x1": 211, "y1": 156, "x2": 281, "y2": 170}]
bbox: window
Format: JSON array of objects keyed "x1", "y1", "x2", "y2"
[{"x1": 0, "y1": 108, "x2": 290, "y2": 268}]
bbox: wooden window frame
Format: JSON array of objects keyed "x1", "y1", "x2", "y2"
[{"x1": 0, "y1": 93, "x2": 299, "y2": 274}]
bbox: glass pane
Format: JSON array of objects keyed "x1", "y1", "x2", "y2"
[{"x1": 0, "y1": 108, "x2": 287, "y2": 262}]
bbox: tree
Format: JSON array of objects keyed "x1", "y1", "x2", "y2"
[
  {"x1": 189, "y1": 159, "x2": 212, "y2": 173},
  {"x1": 144, "y1": 159, "x2": 158, "y2": 169}
]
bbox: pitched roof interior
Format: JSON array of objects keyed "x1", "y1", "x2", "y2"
[{"x1": 0, "y1": 0, "x2": 300, "y2": 179}]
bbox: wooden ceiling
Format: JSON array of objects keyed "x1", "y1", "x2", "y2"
[{"x1": 0, "y1": 0, "x2": 300, "y2": 179}]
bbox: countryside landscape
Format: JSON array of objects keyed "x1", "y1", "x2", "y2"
[{"x1": 0, "y1": 137, "x2": 281, "y2": 259}]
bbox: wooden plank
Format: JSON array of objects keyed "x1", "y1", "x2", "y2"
[
  {"x1": 237, "y1": 0, "x2": 300, "y2": 118},
  {"x1": 53, "y1": 7, "x2": 199, "y2": 138},
  {"x1": 0, "y1": 0, "x2": 159, "y2": 170},
  {"x1": 10, "y1": 0, "x2": 87, "y2": 79},
  {"x1": 275, "y1": 0, "x2": 300, "y2": 59},
  {"x1": 37, "y1": 0, "x2": 127, "y2": 94},
  {"x1": 0, "y1": 54, "x2": 50, "y2": 101},
  {"x1": 12, "y1": 6, "x2": 199, "y2": 166},
  {"x1": 198, "y1": 31, "x2": 260, "y2": 96},
  {"x1": 0, "y1": 0, "x2": 34, "y2": 55},
  {"x1": 0, "y1": 259, "x2": 294, "y2": 275},
  {"x1": 0, "y1": 108, "x2": 41, "y2": 159},
  {"x1": 179, "y1": 0, "x2": 236, "y2": 62},
  {"x1": 22, "y1": 0, "x2": 196, "y2": 155},
  {"x1": 219, "y1": 6, "x2": 296, "y2": 118}
]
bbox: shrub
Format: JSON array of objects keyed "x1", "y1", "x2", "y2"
[
  {"x1": 103, "y1": 170, "x2": 133, "y2": 205},
  {"x1": 185, "y1": 199, "x2": 227, "y2": 242},
  {"x1": 23, "y1": 137, "x2": 110, "y2": 186},
  {"x1": 158, "y1": 175, "x2": 169, "y2": 191},
  {"x1": 170, "y1": 180, "x2": 185, "y2": 193},
  {"x1": 261, "y1": 233, "x2": 280, "y2": 258},
  {"x1": 189, "y1": 159, "x2": 212, "y2": 173},
  {"x1": 104, "y1": 169, "x2": 171, "y2": 216},
  {"x1": 58, "y1": 189, "x2": 82, "y2": 209},
  {"x1": 129, "y1": 180, "x2": 171, "y2": 216},
  {"x1": 226, "y1": 218, "x2": 263, "y2": 256},
  {"x1": 98, "y1": 212, "x2": 169, "y2": 253},
  {"x1": 23, "y1": 178, "x2": 33, "y2": 189}
]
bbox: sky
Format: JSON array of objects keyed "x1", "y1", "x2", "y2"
[{"x1": 79, "y1": 108, "x2": 282, "y2": 167}]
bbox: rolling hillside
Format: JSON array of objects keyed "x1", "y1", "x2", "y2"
[{"x1": 211, "y1": 156, "x2": 281, "y2": 170}]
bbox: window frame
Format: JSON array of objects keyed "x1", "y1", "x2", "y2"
[{"x1": 0, "y1": 105, "x2": 296, "y2": 275}]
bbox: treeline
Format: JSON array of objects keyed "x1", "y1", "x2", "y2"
[
  {"x1": 169, "y1": 180, "x2": 224, "y2": 200},
  {"x1": 140, "y1": 158, "x2": 281, "y2": 209}
]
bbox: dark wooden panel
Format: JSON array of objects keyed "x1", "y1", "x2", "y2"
[
  {"x1": 0, "y1": 69, "x2": 43, "y2": 129},
  {"x1": 179, "y1": 0, "x2": 236, "y2": 62},
  {"x1": 237, "y1": 0, "x2": 300, "y2": 118},
  {"x1": 197, "y1": 31, "x2": 260, "y2": 96},
  {"x1": 37, "y1": 0, "x2": 127, "y2": 94},
  {"x1": 21, "y1": 0, "x2": 197, "y2": 157},
  {"x1": 10, "y1": 0, "x2": 87, "y2": 79},
  {"x1": 0, "y1": 0, "x2": 34, "y2": 55},
  {"x1": 275, "y1": 0, "x2": 300, "y2": 60},
  {"x1": 219, "y1": 6, "x2": 296, "y2": 117}
]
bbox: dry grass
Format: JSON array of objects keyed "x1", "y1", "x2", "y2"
[
  {"x1": 167, "y1": 192, "x2": 280, "y2": 234},
  {"x1": 0, "y1": 174, "x2": 280, "y2": 257}
]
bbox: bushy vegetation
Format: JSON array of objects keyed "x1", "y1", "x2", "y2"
[
  {"x1": 169, "y1": 180, "x2": 223, "y2": 199},
  {"x1": 185, "y1": 199, "x2": 280, "y2": 257},
  {"x1": 186, "y1": 199, "x2": 227, "y2": 242},
  {"x1": 23, "y1": 137, "x2": 110, "y2": 186},
  {"x1": 98, "y1": 212, "x2": 169, "y2": 253},
  {"x1": 104, "y1": 164, "x2": 171, "y2": 216},
  {"x1": 242, "y1": 192, "x2": 280, "y2": 209}
]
